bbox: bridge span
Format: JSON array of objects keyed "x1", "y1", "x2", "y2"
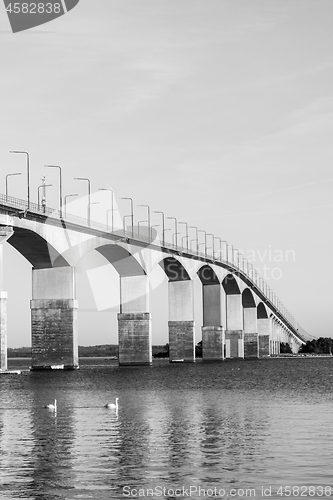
[{"x1": 0, "y1": 193, "x2": 305, "y2": 370}]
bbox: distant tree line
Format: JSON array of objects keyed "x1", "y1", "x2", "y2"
[
  {"x1": 280, "y1": 342, "x2": 292, "y2": 354},
  {"x1": 7, "y1": 345, "x2": 118, "y2": 358},
  {"x1": 153, "y1": 341, "x2": 203, "y2": 358},
  {"x1": 299, "y1": 337, "x2": 333, "y2": 354}
]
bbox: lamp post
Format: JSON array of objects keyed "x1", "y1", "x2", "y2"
[
  {"x1": 99, "y1": 188, "x2": 114, "y2": 232},
  {"x1": 10, "y1": 150, "x2": 30, "y2": 209},
  {"x1": 121, "y1": 197, "x2": 134, "y2": 237},
  {"x1": 179, "y1": 222, "x2": 189, "y2": 251},
  {"x1": 75, "y1": 177, "x2": 91, "y2": 225},
  {"x1": 198, "y1": 242, "x2": 206, "y2": 255},
  {"x1": 198, "y1": 229, "x2": 207, "y2": 258},
  {"x1": 64, "y1": 194, "x2": 78, "y2": 217},
  {"x1": 182, "y1": 235, "x2": 189, "y2": 249},
  {"x1": 207, "y1": 233, "x2": 215, "y2": 259},
  {"x1": 167, "y1": 217, "x2": 178, "y2": 247},
  {"x1": 45, "y1": 165, "x2": 62, "y2": 218},
  {"x1": 189, "y1": 226, "x2": 199, "y2": 253},
  {"x1": 227, "y1": 244, "x2": 233, "y2": 264},
  {"x1": 173, "y1": 231, "x2": 181, "y2": 246},
  {"x1": 151, "y1": 224, "x2": 160, "y2": 241},
  {"x1": 137, "y1": 220, "x2": 148, "y2": 236},
  {"x1": 5, "y1": 172, "x2": 21, "y2": 201},
  {"x1": 154, "y1": 211, "x2": 165, "y2": 246},
  {"x1": 213, "y1": 236, "x2": 221, "y2": 260},
  {"x1": 138, "y1": 204, "x2": 151, "y2": 240}
]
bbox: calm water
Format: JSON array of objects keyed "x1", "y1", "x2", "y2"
[{"x1": 1, "y1": 357, "x2": 333, "y2": 499}]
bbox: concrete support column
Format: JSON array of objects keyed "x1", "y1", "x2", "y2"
[
  {"x1": 168, "y1": 280, "x2": 195, "y2": 362},
  {"x1": 30, "y1": 267, "x2": 78, "y2": 370},
  {"x1": 0, "y1": 227, "x2": 13, "y2": 372},
  {"x1": 225, "y1": 294, "x2": 244, "y2": 358},
  {"x1": 118, "y1": 275, "x2": 151, "y2": 365},
  {"x1": 0, "y1": 292, "x2": 8, "y2": 371},
  {"x1": 243, "y1": 307, "x2": 258, "y2": 358},
  {"x1": 202, "y1": 284, "x2": 224, "y2": 361},
  {"x1": 258, "y1": 317, "x2": 270, "y2": 356}
]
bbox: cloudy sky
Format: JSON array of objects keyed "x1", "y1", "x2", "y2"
[{"x1": 0, "y1": 1, "x2": 332, "y2": 347}]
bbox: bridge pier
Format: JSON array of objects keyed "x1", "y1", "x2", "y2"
[
  {"x1": 0, "y1": 292, "x2": 7, "y2": 371},
  {"x1": 118, "y1": 275, "x2": 152, "y2": 365},
  {"x1": 30, "y1": 267, "x2": 78, "y2": 370},
  {"x1": 258, "y1": 316, "x2": 270, "y2": 356},
  {"x1": 168, "y1": 280, "x2": 195, "y2": 362},
  {"x1": 225, "y1": 294, "x2": 244, "y2": 358},
  {"x1": 201, "y1": 284, "x2": 224, "y2": 361}
]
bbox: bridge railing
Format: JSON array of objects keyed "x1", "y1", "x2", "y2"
[{"x1": 0, "y1": 192, "x2": 299, "y2": 337}]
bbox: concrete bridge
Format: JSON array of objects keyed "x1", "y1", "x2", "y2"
[{"x1": 0, "y1": 192, "x2": 305, "y2": 370}]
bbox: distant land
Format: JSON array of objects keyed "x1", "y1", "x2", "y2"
[{"x1": 7, "y1": 344, "x2": 167, "y2": 358}]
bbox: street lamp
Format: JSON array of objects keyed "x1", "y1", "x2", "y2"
[
  {"x1": 99, "y1": 188, "x2": 114, "y2": 232},
  {"x1": 207, "y1": 233, "x2": 215, "y2": 259},
  {"x1": 64, "y1": 194, "x2": 78, "y2": 217},
  {"x1": 214, "y1": 237, "x2": 222, "y2": 261},
  {"x1": 10, "y1": 150, "x2": 30, "y2": 209},
  {"x1": 37, "y1": 183, "x2": 52, "y2": 211},
  {"x1": 167, "y1": 217, "x2": 178, "y2": 247},
  {"x1": 182, "y1": 235, "x2": 189, "y2": 249},
  {"x1": 45, "y1": 165, "x2": 62, "y2": 218},
  {"x1": 227, "y1": 244, "x2": 233, "y2": 264},
  {"x1": 75, "y1": 177, "x2": 91, "y2": 225},
  {"x1": 198, "y1": 229, "x2": 207, "y2": 258},
  {"x1": 154, "y1": 211, "x2": 165, "y2": 246},
  {"x1": 189, "y1": 226, "x2": 199, "y2": 253},
  {"x1": 5, "y1": 172, "x2": 21, "y2": 201},
  {"x1": 179, "y1": 222, "x2": 189, "y2": 251},
  {"x1": 137, "y1": 220, "x2": 148, "y2": 236},
  {"x1": 138, "y1": 204, "x2": 151, "y2": 240},
  {"x1": 121, "y1": 197, "x2": 134, "y2": 237},
  {"x1": 173, "y1": 231, "x2": 181, "y2": 247}
]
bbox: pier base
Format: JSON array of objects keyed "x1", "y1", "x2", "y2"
[
  {"x1": 225, "y1": 330, "x2": 244, "y2": 359},
  {"x1": 168, "y1": 320, "x2": 195, "y2": 362},
  {"x1": 118, "y1": 313, "x2": 152, "y2": 365},
  {"x1": 244, "y1": 332, "x2": 259, "y2": 358},
  {"x1": 202, "y1": 326, "x2": 224, "y2": 361},
  {"x1": 30, "y1": 298, "x2": 78, "y2": 369},
  {"x1": 259, "y1": 335, "x2": 270, "y2": 356}
]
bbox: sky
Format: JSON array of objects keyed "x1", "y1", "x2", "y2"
[{"x1": 0, "y1": 0, "x2": 332, "y2": 347}]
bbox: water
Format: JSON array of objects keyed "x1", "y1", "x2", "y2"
[{"x1": 1, "y1": 357, "x2": 333, "y2": 499}]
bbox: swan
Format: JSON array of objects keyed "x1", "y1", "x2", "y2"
[
  {"x1": 45, "y1": 399, "x2": 57, "y2": 411},
  {"x1": 104, "y1": 398, "x2": 118, "y2": 410}
]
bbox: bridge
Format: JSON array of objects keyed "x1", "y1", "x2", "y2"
[{"x1": 0, "y1": 192, "x2": 305, "y2": 370}]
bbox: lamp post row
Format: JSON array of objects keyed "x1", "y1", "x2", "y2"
[{"x1": 7, "y1": 151, "x2": 293, "y2": 326}]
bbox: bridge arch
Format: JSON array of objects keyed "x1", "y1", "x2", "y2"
[
  {"x1": 242, "y1": 288, "x2": 256, "y2": 308},
  {"x1": 6, "y1": 226, "x2": 69, "y2": 268},
  {"x1": 222, "y1": 273, "x2": 241, "y2": 295},
  {"x1": 158, "y1": 256, "x2": 191, "y2": 281}
]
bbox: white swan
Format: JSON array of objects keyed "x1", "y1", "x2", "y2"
[
  {"x1": 104, "y1": 398, "x2": 118, "y2": 410},
  {"x1": 45, "y1": 399, "x2": 57, "y2": 411}
]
